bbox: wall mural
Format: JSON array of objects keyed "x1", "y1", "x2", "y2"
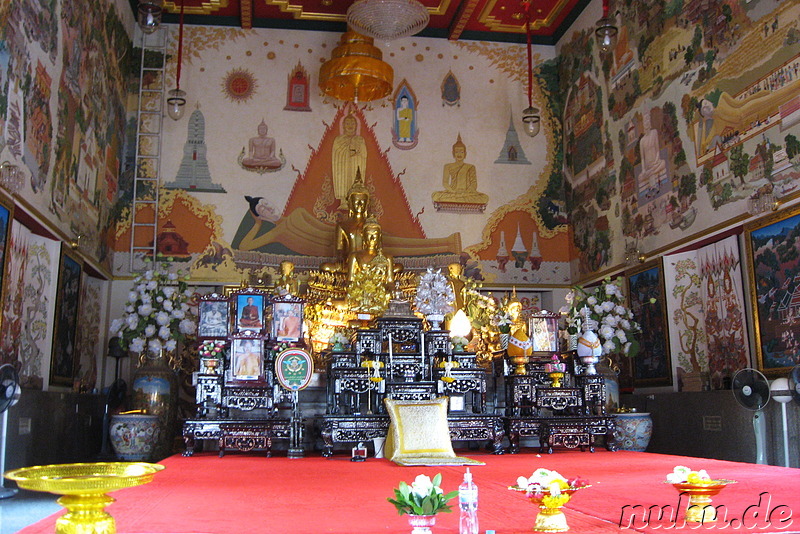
[
  {"x1": 1, "y1": 0, "x2": 133, "y2": 269},
  {"x1": 392, "y1": 80, "x2": 419, "y2": 149},
  {"x1": 558, "y1": 0, "x2": 800, "y2": 279}
]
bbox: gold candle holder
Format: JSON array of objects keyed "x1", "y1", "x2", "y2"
[{"x1": 4, "y1": 461, "x2": 164, "y2": 534}]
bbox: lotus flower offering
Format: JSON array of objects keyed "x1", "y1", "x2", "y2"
[
  {"x1": 509, "y1": 468, "x2": 590, "y2": 532},
  {"x1": 665, "y1": 466, "x2": 735, "y2": 524}
]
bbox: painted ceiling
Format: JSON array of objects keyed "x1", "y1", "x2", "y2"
[{"x1": 136, "y1": 0, "x2": 591, "y2": 43}]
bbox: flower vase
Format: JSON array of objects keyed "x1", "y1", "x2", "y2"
[
  {"x1": 109, "y1": 414, "x2": 160, "y2": 461},
  {"x1": 500, "y1": 332, "x2": 510, "y2": 350},
  {"x1": 407, "y1": 514, "x2": 437, "y2": 534},
  {"x1": 332, "y1": 342, "x2": 345, "y2": 353},
  {"x1": 132, "y1": 352, "x2": 178, "y2": 460}
]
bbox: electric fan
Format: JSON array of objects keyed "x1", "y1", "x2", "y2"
[
  {"x1": 788, "y1": 365, "x2": 800, "y2": 405},
  {"x1": 0, "y1": 363, "x2": 22, "y2": 499},
  {"x1": 770, "y1": 376, "x2": 792, "y2": 467},
  {"x1": 731, "y1": 368, "x2": 770, "y2": 465}
]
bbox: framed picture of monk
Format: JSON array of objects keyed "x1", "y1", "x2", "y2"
[
  {"x1": 231, "y1": 334, "x2": 264, "y2": 380},
  {"x1": 232, "y1": 288, "x2": 269, "y2": 335},
  {"x1": 272, "y1": 296, "x2": 304, "y2": 342}
]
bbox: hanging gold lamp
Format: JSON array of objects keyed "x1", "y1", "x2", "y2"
[{"x1": 319, "y1": 30, "x2": 393, "y2": 103}]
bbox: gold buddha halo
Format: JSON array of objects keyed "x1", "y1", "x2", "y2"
[{"x1": 319, "y1": 30, "x2": 393, "y2": 102}]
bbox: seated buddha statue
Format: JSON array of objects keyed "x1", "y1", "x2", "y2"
[
  {"x1": 432, "y1": 135, "x2": 489, "y2": 205},
  {"x1": 242, "y1": 120, "x2": 282, "y2": 169},
  {"x1": 347, "y1": 218, "x2": 395, "y2": 289},
  {"x1": 274, "y1": 260, "x2": 299, "y2": 297}
]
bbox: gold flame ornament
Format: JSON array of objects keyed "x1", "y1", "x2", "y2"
[{"x1": 319, "y1": 30, "x2": 393, "y2": 102}]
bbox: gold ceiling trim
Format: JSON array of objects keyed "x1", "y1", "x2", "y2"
[
  {"x1": 262, "y1": 0, "x2": 448, "y2": 22},
  {"x1": 478, "y1": 0, "x2": 570, "y2": 33},
  {"x1": 164, "y1": 0, "x2": 229, "y2": 15}
]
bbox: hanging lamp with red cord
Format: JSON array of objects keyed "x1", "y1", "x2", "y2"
[
  {"x1": 521, "y1": 4, "x2": 540, "y2": 138},
  {"x1": 166, "y1": 0, "x2": 187, "y2": 120},
  {"x1": 595, "y1": 0, "x2": 618, "y2": 55}
]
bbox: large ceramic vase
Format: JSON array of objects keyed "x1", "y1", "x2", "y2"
[
  {"x1": 109, "y1": 414, "x2": 161, "y2": 460},
  {"x1": 614, "y1": 412, "x2": 653, "y2": 451},
  {"x1": 132, "y1": 353, "x2": 178, "y2": 460}
]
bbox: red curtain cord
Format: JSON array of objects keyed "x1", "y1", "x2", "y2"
[
  {"x1": 176, "y1": 0, "x2": 185, "y2": 90},
  {"x1": 526, "y1": 13, "x2": 532, "y2": 108}
]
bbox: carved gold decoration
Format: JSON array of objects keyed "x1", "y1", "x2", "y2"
[
  {"x1": 263, "y1": 0, "x2": 450, "y2": 20},
  {"x1": 478, "y1": 0, "x2": 571, "y2": 33},
  {"x1": 163, "y1": 0, "x2": 228, "y2": 15}
]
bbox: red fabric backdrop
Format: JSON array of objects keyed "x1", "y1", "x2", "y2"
[{"x1": 20, "y1": 450, "x2": 800, "y2": 533}]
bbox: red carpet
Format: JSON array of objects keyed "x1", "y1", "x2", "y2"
[{"x1": 20, "y1": 450, "x2": 800, "y2": 533}]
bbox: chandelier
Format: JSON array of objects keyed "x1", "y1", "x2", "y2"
[
  {"x1": 319, "y1": 30, "x2": 393, "y2": 102},
  {"x1": 346, "y1": 0, "x2": 430, "y2": 41}
]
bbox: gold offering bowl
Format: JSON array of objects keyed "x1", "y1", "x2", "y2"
[
  {"x1": 5, "y1": 461, "x2": 165, "y2": 534},
  {"x1": 510, "y1": 355, "x2": 529, "y2": 375},
  {"x1": 509, "y1": 484, "x2": 590, "y2": 532},
  {"x1": 668, "y1": 479, "x2": 736, "y2": 523}
]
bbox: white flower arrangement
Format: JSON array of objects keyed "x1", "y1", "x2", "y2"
[
  {"x1": 329, "y1": 331, "x2": 350, "y2": 347},
  {"x1": 565, "y1": 277, "x2": 642, "y2": 357},
  {"x1": 666, "y1": 466, "x2": 712, "y2": 484},
  {"x1": 109, "y1": 261, "x2": 196, "y2": 358}
]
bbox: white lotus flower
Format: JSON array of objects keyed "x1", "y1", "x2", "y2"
[
  {"x1": 603, "y1": 340, "x2": 616, "y2": 354},
  {"x1": 138, "y1": 303, "x2": 153, "y2": 316},
  {"x1": 155, "y1": 311, "x2": 170, "y2": 326},
  {"x1": 601, "y1": 301, "x2": 615, "y2": 313},
  {"x1": 159, "y1": 326, "x2": 171, "y2": 339},
  {"x1": 172, "y1": 309, "x2": 185, "y2": 319},
  {"x1": 614, "y1": 305, "x2": 627, "y2": 315},
  {"x1": 163, "y1": 300, "x2": 174, "y2": 312},
  {"x1": 126, "y1": 305, "x2": 135, "y2": 313},
  {"x1": 146, "y1": 280, "x2": 158, "y2": 291},
  {"x1": 179, "y1": 318, "x2": 196, "y2": 335},
  {"x1": 168, "y1": 272, "x2": 178, "y2": 281},
  {"x1": 128, "y1": 291, "x2": 138, "y2": 302},
  {"x1": 587, "y1": 296, "x2": 597, "y2": 306},
  {"x1": 130, "y1": 337, "x2": 146, "y2": 353},
  {"x1": 144, "y1": 325, "x2": 156, "y2": 337},
  {"x1": 599, "y1": 324, "x2": 615, "y2": 340},
  {"x1": 411, "y1": 475, "x2": 434, "y2": 498},
  {"x1": 162, "y1": 287, "x2": 176, "y2": 298},
  {"x1": 620, "y1": 319, "x2": 631, "y2": 330},
  {"x1": 616, "y1": 330, "x2": 627, "y2": 343},
  {"x1": 164, "y1": 339, "x2": 177, "y2": 351},
  {"x1": 147, "y1": 338, "x2": 163, "y2": 354},
  {"x1": 109, "y1": 318, "x2": 124, "y2": 335},
  {"x1": 126, "y1": 314, "x2": 139, "y2": 328}
]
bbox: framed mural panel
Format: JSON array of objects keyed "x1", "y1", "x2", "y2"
[
  {"x1": 230, "y1": 288, "x2": 269, "y2": 335},
  {"x1": 744, "y1": 203, "x2": 800, "y2": 376},
  {"x1": 626, "y1": 259, "x2": 672, "y2": 387},
  {"x1": 272, "y1": 296, "x2": 304, "y2": 342},
  {"x1": 50, "y1": 247, "x2": 83, "y2": 386},
  {"x1": 197, "y1": 293, "x2": 229, "y2": 339},
  {"x1": 0, "y1": 193, "x2": 13, "y2": 332}
]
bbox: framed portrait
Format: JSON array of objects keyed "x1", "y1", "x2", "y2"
[
  {"x1": 50, "y1": 247, "x2": 83, "y2": 386},
  {"x1": 745, "y1": 203, "x2": 800, "y2": 376},
  {"x1": 197, "y1": 293, "x2": 229, "y2": 338},
  {"x1": 231, "y1": 288, "x2": 269, "y2": 334},
  {"x1": 0, "y1": 193, "x2": 13, "y2": 332},
  {"x1": 626, "y1": 259, "x2": 672, "y2": 387},
  {"x1": 272, "y1": 296, "x2": 304, "y2": 342},
  {"x1": 230, "y1": 333, "x2": 264, "y2": 380},
  {"x1": 528, "y1": 311, "x2": 559, "y2": 354}
]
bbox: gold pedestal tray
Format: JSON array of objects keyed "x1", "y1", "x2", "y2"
[
  {"x1": 4, "y1": 461, "x2": 165, "y2": 534},
  {"x1": 669, "y1": 480, "x2": 735, "y2": 523},
  {"x1": 510, "y1": 484, "x2": 590, "y2": 532}
]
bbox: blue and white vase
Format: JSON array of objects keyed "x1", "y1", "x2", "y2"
[{"x1": 614, "y1": 412, "x2": 653, "y2": 452}]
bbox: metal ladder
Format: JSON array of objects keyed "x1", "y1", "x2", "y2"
[{"x1": 130, "y1": 27, "x2": 168, "y2": 272}]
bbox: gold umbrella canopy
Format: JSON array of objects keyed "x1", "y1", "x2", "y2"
[{"x1": 319, "y1": 30, "x2": 394, "y2": 103}]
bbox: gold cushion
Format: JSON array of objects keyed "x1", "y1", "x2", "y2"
[{"x1": 384, "y1": 397, "x2": 455, "y2": 462}]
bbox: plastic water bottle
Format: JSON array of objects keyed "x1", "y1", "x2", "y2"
[{"x1": 458, "y1": 468, "x2": 479, "y2": 534}]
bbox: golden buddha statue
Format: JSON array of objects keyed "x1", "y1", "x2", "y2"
[
  {"x1": 505, "y1": 289, "x2": 532, "y2": 375},
  {"x1": 322, "y1": 170, "x2": 370, "y2": 273},
  {"x1": 432, "y1": 135, "x2": 489, "y2": 206},
  {"x1": 347, "y1": 218, "x2": 395, "y2": 288},
  {"x1": 274, "y1": 260, "x2": 299, "y2": 297}
]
